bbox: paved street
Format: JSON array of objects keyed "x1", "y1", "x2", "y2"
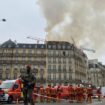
[{"x1": 2, "y1": 99, "x2": 105, "y2": 105}]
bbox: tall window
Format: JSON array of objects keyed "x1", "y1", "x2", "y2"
[
  {"x1": 48, "y1": 45, "x2": 51, "y2": 49},
  {"x1": 63, "y1": 58, "x2": 66, "y2": 63},
  {"x1": 58, "y1": 58, "x2": 61, "y2": 63},
  {"x1": 58, "y1": 65, "x2": 61, "y2": 72},
  {"x1": 48, "y1": 58, "x2": 51, "y2": 63},
  {"x1": 53, "y1": 58, "x2": 56, "y2": 63},
  {"x1": 53, "y1": 65, "x2": 56, "y2": 72},
  {"x1": 63, "y1": 65, "x2": 66, "y2": 72}
]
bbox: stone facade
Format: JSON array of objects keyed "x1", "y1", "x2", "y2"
[
  {"x1": 0, "y1": 40, "x2": 88, "y2": 85},
  {"x1": 88, "y1": 59, "x2": 105, "y2": 87}
]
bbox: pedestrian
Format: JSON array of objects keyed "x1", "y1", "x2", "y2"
[{"x1": 19, "y1": 65, "x2": 36, "y2": 105}]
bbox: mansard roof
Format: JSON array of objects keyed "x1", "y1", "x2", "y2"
[{"x1": 0, "y1": 39, "x2": 16, "y2": 48}]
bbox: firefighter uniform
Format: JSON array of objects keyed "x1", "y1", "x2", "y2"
[
  {"x1": 45, "y1": 85, "x2": 51, "y2": 102},
  {"x1": 87, "y1": 86, "x2": 93, "y2": 103},
  {"x1": 39, "y1": 86, "x2": 45, "y2": 102},
  {"x1": 68, "y1": 85, "x2": 75, "y2": 102},
  {"x1": 56, "y1": 85, "x2": 62, "y2": 102},
  {"x1": 51, "y1": 86, "x2": 57, "y2": 102},
  {"x1": 33, "y1": 87, "x2": 38, "y2": 103}
]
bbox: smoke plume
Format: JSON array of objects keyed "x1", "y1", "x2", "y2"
[{"x1": 37, "y1": 0, "x2": 105, "y2": 58}]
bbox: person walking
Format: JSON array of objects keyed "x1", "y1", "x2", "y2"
[{"x1": 19, "y1": 65, "x2": 36, "y2": 105}]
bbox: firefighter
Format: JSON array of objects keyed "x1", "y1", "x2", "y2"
[
  {"x1": 45, "y1": 84, "x2": 51, "y2": 102},
  {"x1": 97, "y1": 87, "x2": 102, "y2": 101},
  {"x1": 76, "y1": 84, "x2": 83, "y2": 103},
  {"x1": 83, "y1": 87, "x2": 87, "y2": 102},
  {"x1": 87, "y1": 85, "x2": 93, "y2": 103},
  {"x1": 39, "y1": 85, "x2": 45, "y2": 103},
  {"x1": 19, "y1": 65, "x2": 36, "y2": 105},
  {"x1": 56, "y1": 85, "x2": 62, "y2": 102},
  {"x1": 51, "y1": 86, "x2": 57, "y2": 102},
  {"x1": 68, "y1": 85, "x2": 75, "y2": 102},
  {"x1": 33, "y1": 86, "x2": 38, "y2": 103}
]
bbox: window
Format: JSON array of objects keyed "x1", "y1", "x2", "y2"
[
  {"x1": 23, "y1": 45, "x2": 26, "y2": 48},
  {"x1": 67, "y1": 45, "x2": 70, "y2": 49},
  {"x1": 48, "y1": 45, "x2": 51, "y2": 49},
  {"x1": 63, "y1": 58, "x2": 66, "y2": 63},
  {"x1": 16, "y1": 45, "x2": 19, "y2": 48},
  {"x1": 53, "y1": 58, "x2": 56, "y2": 63},
  {"x1": 89, "y1": 64, "x2": 94, "y2": 68},
  {"x1": 63, "y1": 45, "x2": 66, "y2": 49},
  {"x1": 29, "y1": 49, "x2": 32, "y2": 54},
  {"x1": 48, "y1": 58, "x2": 51, "y2": 63},
  {"x1": 14, "y1": 73, "x2": 17, "y2": 79},
  {"x1": 48, "y1": 51, "x2": 51, "y2": 56},
  {"x1": 53, "y1": 65, "x2": 56, "y2": 71},
  {"x1": 41, "y1": 45, "x2": 44, "y2": 48},
  {"x1": 58, "y1": 65, "x2": 61, "y2": 71},
  {"x1": 23, "y1": 49, "x2": 26, "y2": 53},
  {"x1": 35, "y1": 45, "x2": 37, "y2": 48},
  {"x1": 15, "y1": 49, "x2": 18, "y2": 53},
  {"x1": 29, "y1": 45, "x2": 32, "y2": 48},
  {"x1": 48, "y1": 65, "x2": 51, "y2": 70},
  {"x1": 58, "y1": 45, "x2": 61, "y2": 49},
  {"x1": 53, "y1": 51, "x2": 56, "y2": 56},
  {"x1": 53, "y1": 45, "x2": 56, "y2": 49},
  {"x1": 58, "y1": 58, "x2": 61, "y2": 63},
  {"x1": 63, "y1": 65, "x2": 66, "y2": 72},
  {"x1": 48, "y1": 74, "x2": 51, "y2": 80}
]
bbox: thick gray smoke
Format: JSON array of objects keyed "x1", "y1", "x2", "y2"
[{"x1": 37, "y1": 0, "x2": 105, "y2": 58}]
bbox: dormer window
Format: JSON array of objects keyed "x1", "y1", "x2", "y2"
[
  {"x1": 35, "y1": 45, "x2": 37, "y2": 48},
  {"x1": 41, "y1": 45, "x2": 44, "y2": 48},
  {"x1": 23, "y1": 45, "x2": 26, "y2": 48},
  {"x1": 48, "y1": 45, "x2": 51, "y2": 49},
  {"x1": 16, "y1": 45, "x2": 19, "y2": 48},
  {"x1": 29, "y1": 45, "x2": 32, "y2": 48}
]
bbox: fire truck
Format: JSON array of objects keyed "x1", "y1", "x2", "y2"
[{"x1": 0, "y1": 79, "x2": 22, "y2": 103}]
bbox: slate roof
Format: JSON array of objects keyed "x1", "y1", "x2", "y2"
[{"x1": 0, "y1": 39, "x2": 16, "y2": 48}]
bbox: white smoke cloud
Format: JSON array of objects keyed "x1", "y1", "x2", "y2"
[{"x1": 37, "y1": 0, "x2": 105, "y2": 58}]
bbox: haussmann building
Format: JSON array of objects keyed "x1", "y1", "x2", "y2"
[{"x1": 0, "y1": 39, "x2": 88, "y2": 85}]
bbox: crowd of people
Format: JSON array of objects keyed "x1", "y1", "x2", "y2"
[
  {"x1": 19, "y1": 65, "x2": 102, "y2": 105},
  {"x1": 33, "y1": 84, "x2": 102, "y2": 103}
]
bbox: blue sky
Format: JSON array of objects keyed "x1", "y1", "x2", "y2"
[{"x1": 0, "y1": 0, "x2": 46, "y2": 43}]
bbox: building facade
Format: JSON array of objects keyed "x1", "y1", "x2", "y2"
[
  {"x1": 88, "y1": 59, "x2": 105, "y2": 87},
  {"x1": 0, "y1": 40, "x2": 88, "y2": 85},
  {"x1": 0, "y1": 40, "x2": 46, "y2": 84},
  {"x1": 46, "y1": 41, "x2": 88, "y2": 85}
]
